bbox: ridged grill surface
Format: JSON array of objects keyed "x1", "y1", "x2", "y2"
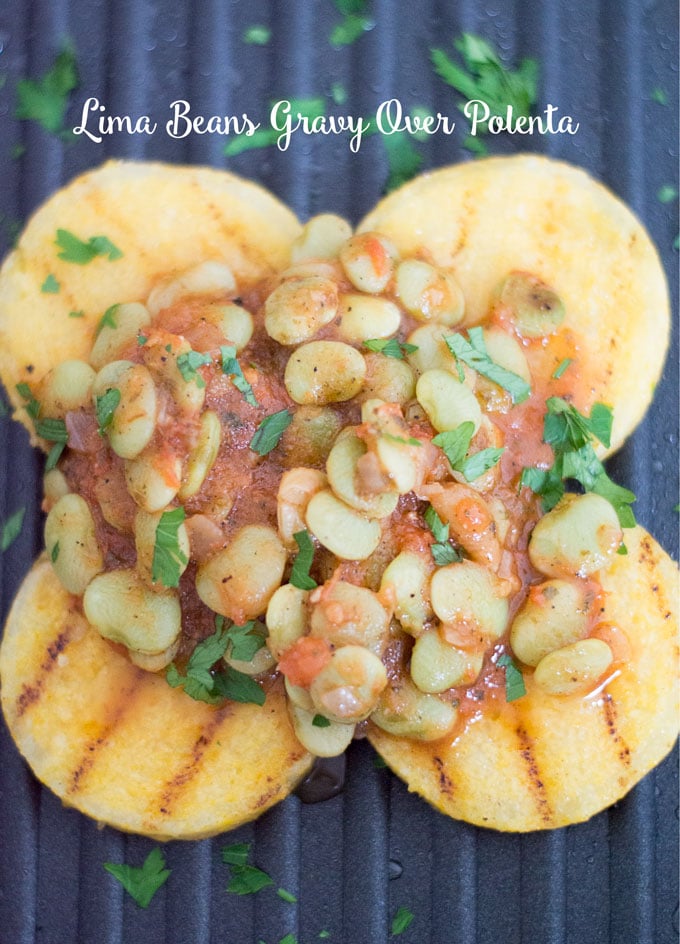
[{"x1": 0, "y1": 2, "x2": 677, "y2": 942}]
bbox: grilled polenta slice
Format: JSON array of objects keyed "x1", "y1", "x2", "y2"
[
  {"x1": 369, "y1": 526, "x2": 679, "y2": 831},
  {"x1": 0, "y1": 160, "x2": 302, "y2": 442},
  {"x1": 358, "y1": 154, "x2": 670, "y2": 455},
  {"x1": 0, "y1": 559, "x2": 311, "y2": 840}
]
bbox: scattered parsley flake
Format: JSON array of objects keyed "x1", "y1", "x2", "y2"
[
  {"x1": 382, "y1": 432, "x2": 422, "y2": 447},
  {"x1": 97, "y1": 304, "x2": 120, "y2": 334},
  {"x1": 363, "y1": 338, "x2": 418, "y2": 359},
  {"x1": 250, "y1": 409, "x2": 292, "y2": 455},
  {"x1": 279, "y1": 936, "x2": 298, "y2": 944},
  {"x1": 657, "y1": 184, "x2": 678, "y2": 204},
  {"x1": 423, "y1": 504, "x2": 462, "y2": 566},
  {"x1": 319, "y1": 932, "x2": 331, "y2": 940},
  {"x1": 95, "y1": 387, "x2": 121, "y2": 435},
  {"x1": 221, "y1": 842, "x2": 251, "y2": 866},
  {"x1": 617, "y1": 543, "x2": 628, "y2": 555},
  {"x1": 16, "y1": 382, "x2": 41, "y2": 419},
  {"x1": 41, "y1": 273, "x2": 60, "y2": 294},
  {"x1": 11, "y1": 143, "x2": 26, "y2": 160},
  {"x1": 103, "y1": 848, "x2": 170, "y2": 909},
  {"x1": 312, "y1": 714, "x2": 331, "y2": 728},
  {"x1": 176, "y1": 350, "x2": 212, "y2": 388},
  {"x1": 137, "y1": 334, "x2": 148, "y2": 345},
  {"x1": 220, "y1": 345, "x2": 258, "y2": 406},
  {"x1": 16, "y1": 47, "x2": 79, "y2": 136},
  {"x1": 225, "y1": 97, "x2": 326, "y2": 156},
  {"x1": 224, "y1": 619, "x2": 266, "y2": 662},
  {"x1": 45, "y1": 441, "x2": 66, "y2": 471},
  {"x1": 50, "y1": 540, "x2": 60, "y2": 562},
  {"x1": 290, "y1": 529, "x2": 318, "y2": 590},
  {"x1": 552, "y1": 357, "x2": 572, "y2": 379},
  {"x1": 55, "y1": 229, "x2": 122, "y2": 264},
  {"x1": 243, "y1": 24, "x2": 271, "y2": 45},
  {"x1": 330, "y1": 13, "x2": 374, "y2": 47},
  {"x1": 445, "y1": 329, "x2": 531, "y2": 403},
  {"x1": 277, "y1": 887, "x2": 298, "y2": 903},
  {"x1": 373, "y1": 754, "x2": 388, "y2": 769},
  {"x1": 391, "y1": 906, "x2": 415, "y2": 936},
  {"x1": 497, "y1": 653, "x2": 526, "y2": 702},
  {"x1": 1, "y1": 507, "x2": 26, "y2": 552},
  {"x1": 331, "y1": 82, "x2": 348, "y2": 104},
  {"x1": 151, "y1": 507, "x2": 188, "y2": 588},
  {"x1": 651, "y1": 87, "x2": 668, "y2": 105},
  {"x1": 431, "y1": 542, "x2": 463, "y2": 566},
  {"x1": 431, "y1": 33, "x2": 537, "y2": 141},
  {"x1": 382, "y1": 131, "x2": 423, "y2": 193},
  {"x1": 68, "y1": 309, "x2": 85, "y2": 319},
  {"x1": 226, "y1": 864, "x2": 274, "y2": 896},
  {"x1": 433, "y1": 423, "x2": 503, "y2": 482}
]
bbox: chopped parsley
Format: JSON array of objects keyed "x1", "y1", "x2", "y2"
[
  {"x1": 151, "y1": 507, "x2": 188, "y2": 588},
  {"x1": 55, "y1": 229, "x2": 123, "y2": 264},
  {"x1": 521, "y1": 398, "x2": 635, "y2": 528},
  {"x1": 363, "y1": 338, "x2": 418, "y2": 359},
  {"x1": 373, "y1": 754, "x2": 388, "y2": 769},
  {"x1": 424, "y1": 504, "x2": 462, "y2": 566},
  {"x1": 243, "y1": 24, "x2": 271, "y2": 45},
  {"x1": 330, "y1": 12, "x2": 374, "y2": 47},
  {"x1": 651, "y1": 87, "x2": 668, "y2": 105},
  {"x1": 15, "y1": 47, "x2": 79, "y2": 136},
  {"x1": 391, "y1": 905, "x2": 415, "y2": 936},
  {"x1": 41, "y1": 274, "x2": 60, "y2": 294},
  {"x1": 103, "y1": 848, "x2": 171, "y2": 908},
  {"x1": 34, "y1": 417, "x2": 69, "y2": 471},
  {"x1": 432, "y1": 422, "x2": 503, "y2": 482},
  {"x1": 1, "y1": 507, "x2": 26, "y2": 552},
  {"x1": 221, "y1": 842, "x2": 250, "y2": 866},
  {"x1": 50, "y1": 540, "x2": 60, "y2": 562},
  {"x1": 166, "y1": 622, "x2": 266, "y2": 706},
  {"x1": 95, "y1": 387, "x2": 121, "y2": 435},
  {"x1": 225, "y1": 97, "x2": 326, "y2": 156},
  {"x1": 382, "y1": 432, "x2": 422, "y2": 447},
  {"x1": 551, "y1": 357, "x2": 572, "y2": 379},
  {"x1": 383, "y1": 131, "x2": 423, "y2": 193},
  {"x1": 250, "y1": 409, "x2": 293, "y2": 455},
  {"x1": 68, "y1": 309, "x2": 85, "y2": 319},
  {"x1": 445, "y1": 328, "x2": 531, "y2": 403},
  {"x1": 312, "y1": 714, "x2": 331, "y2": 728},
  {"x1": 97, "y1": 304, "x2": 120, "y2": 334},
  {"x1": 176, "y1": 350, "x2": 212, "y2": 388},
  {"x1": 16, "y1": 382, "x2": 41, "y2": 419},
  {"x1": 497, "y1": 653, "x2": 526, "y2": 702},
  {"x1": 220, "y1": 345, "x2": 258, "y2": 406},
  {"x1": 657, "y1": 184, "x2": 678, "y2": 204},
  {"x1": 227, "y1": 864, "x2": 274, "y2": 895},
  {"x1": 331, "y1": 82, "x2": 348, "y2": 104},
  {"x1": 431, "y1": 33, "x2": 538, "y2": 143},
  {"x1": 290, "y1": 529, "x2": 318, "y2": 590},
  {"x1": 218, "y1": 616, "x2": 266, "y2": 662},
  {"x1": 137, "y1": 334, "x2": 147, "y2": 345},
  {"x1": 277, "y1": 887, "x2": 298, "y2": 903}
]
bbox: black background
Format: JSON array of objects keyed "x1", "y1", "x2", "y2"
[{"x1": 0, "y1": 2, "x2": 677, "y2": 942}]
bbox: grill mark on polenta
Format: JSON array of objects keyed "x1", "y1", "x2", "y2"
[
  {"x1": 14, "y1": 625, "x2": 76, "y2": 718},
  {"x1": 515, "y1": 726, "x2": 553, "y2": 824},
  {"x1": 155, "y1": 709, "x2": 230, "y2": 816},
  {"x1": 66, "y1": 668, "x2": 146, "y2": 795},
  {"x1": 432, "y1": 755, "x2": 454, "y2": 797},
  {"x1": 601, "y1": 693, "x2": 632, "y2": 767}
]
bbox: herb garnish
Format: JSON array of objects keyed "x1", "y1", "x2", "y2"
[
  {"x1": 220, "y1": 345, "x2": 258, "y2": 407},
  {"x1": 312, "y1": 714, "x2": 331, "y2": 728},
  {"x1": 176, "y1": 350, "x2": 212, "y2": 387},
  {"x1": 243, "y1": 24, "x2": 271, "y2": 45},
  {"x1": 55, "y1": 229, "x2": 123, "y2": 264},
  {"x1": 1, "y1": 507, "x2": 26, "y2": 552},
  {"x1": 97, "y1": 304, "x2": 120, "y2": 334},
  {"x1": 363, "y1": 338, "x2": 418, "y2": 359},
  {"x1": 225, "y1": 97, "x2": 326, "y2": 156},
  {"x1": 16, "y1": 382, "x2": 41, "y2": 419},
  {"x1": 552, "y1": 357, "x2": 572, "y2": 380},
  {"x1": 391, "y1": 905, "x2": 415, "y2": 936},
  {"x1": 151, "y1": 507, "x2": 188, "y2": 588},
  {"x1": 250, "y1": 409, "x2": 293, "y2": 455},
  {"x1": 445, "y1": 328, "x2": 531, "y2": 403},
  {"x1": 68, "y1": 309, "x2": 85, "y2": 319},
  {"x1": 166, "y1": 622, "x2": 266, "y2": 706},
  {"x1": 290, "y1": 529, "x2": 318, "y2": 590},
  {"x1": 34, "y1": 417, "x2": 69, "y2": 471},
  {"x1": 423, "y1": 504, "x2": 462, "y2": 566},
  {"x1": 520, "y1": 397, "x2": 635, "y2": 527},
  {"x1": 431, "y1": 33, "x2": 538, "y2": 152},
  {"x1": 222, "y1": 841, "x2": 274, "y2": 894},
  {"x1": 330, "y1": 4, "x2": 374, "y2": 48},
  {"x1": 657, "y1": 185, "x2": 678, "y2": 204},
  {"x1": 497, "y1": 653, "x2": 526, "y2": 702},
  {"x1": 51, "y1": 540, "x2": 60, "y2": 562},
  {"x1": 95, "y1": 387, "x2": 121, "y2": 435},
  {"x1": 221, "y1": 842, "x2": 250, "y2": 866},
  {"x1": 103, "y1": 848, "x2": 171, "y2": 908},
  {"x1": 16, "y1": 47, "x2": 79, "y2": 137},
  {"x1": 432, "y1": 422, "x2": 503, "y2": 482},
  {"x1": 41, "y1": 274, "x2": 60, "y2": 294},
  {"x1": 277, "y1": 888, "x2": 298, "y2": 903},
  {"x1": 383, "y1": 132, "x2": 424, "y2": 193}
]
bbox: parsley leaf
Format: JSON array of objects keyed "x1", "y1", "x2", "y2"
[
  {"x1": 333, "y1": 0, "x2": 368, "y2": 13},
  {"x1": 363, "y1": 338, "x2": 418, "y2": 359},
  {"x1": 220, "y1": 345, "x2": 258, "y2": 406},
  {"x1": 383, "y1": 131, "x2": 423, "y2": 193},
  {"x1": 223, "y1": 619, "x2": 266, "y2": 662},
  {"x1": 330, "y1": 13, "x2": 374, "y2": 47},
  {"x1": 51, "y1": 540, "x2": 60, "y2": 562},
  {"x1": 151, "y1": 507, "x2": 188, "y2": 588},
  {"x1": 423, "y1": 504, "x2": 462, "y2": 566},
  {"x1": 16, "y1": 382, "x2": 41, "y2": 419},
  {"x1": 227, "y1": 864, "x2": 274, "y2": 895},
  {"x1": 96, "y1": 304, "x2": 120, "y2": 334},
  {"x1": 651, "y1": 87, "x2": 668, "y2": 105},
  {"x1": 221, "y1": 842, "x2": 251, "y2": 866},
  {"x1": 658, "y1": 185, "x2": 678, "y2": 204},
  {"x1": 95, "y1": 387, "x2": 121, "y2": 435},
  {"x1": 1, "y1": 507, "x2": 26, "y2": 552},
  {"x1": 290, "y1": 529, "x2": 318, "y2": 590},
  {"x1": 41, "y1": 273, "x2": 60, "y2": 294},
  {"x1": 225, "y1": 97, "x2": 326, "y2": 156},
  {"x1": 103, "y1": 848, "x2": 171, "y2": 908},
  {"x1": 176, "y1": 350, "x2": 212, "y2": 387},
  {"x1": 312, "y1": 714, "x2": 331, "y2": 728},
  {"x1": 552, "y1": 357, "x2": 572, "y2": 379},
  {"x1": 212, "y1": 666, "x2": 266, "y2": 705},
  {"x1": 16, "y1": 47, "x2": 79, "y2": 136},
  {"x1": 250, "y1": 409, "x2": 292, "y2": 455},
  {"x1": 445, "y1": 329, "x2": 531, "y2": 403},
  {"x1": 431, "y1": 542, "x2": 462, "y2": 566},
  {"x1": 243, "y1": 24, "x2": 271, "y2": 45},
  {"x1": 277, "y1": 888, "x2": 298, "y2": 903},
  {"x1": 34, "y1": 417, "x2": 69, "y2": 471},
  {"x1": 68, "y1": 309, "x2": 85, "y2": 319},
  {"x1": 433, "y1": 422, "x2": 503, "y2": 482},
  {"x1": 431, "y1": 33, "x2": 538, "y2": 142},
  {"x1": 391, "y1": 905, "x2": 415, "y2": 936},
  {"x1": 55, "y1": 229, "x2": 123, "y2": 264},
  {"x1": 497, "y1": 653, "x2": 526, "y2": 702}
]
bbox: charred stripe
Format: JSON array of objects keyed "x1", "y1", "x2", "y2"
[
  {"x1": 515, "y1": 725, "x2": 553, "y2": 825},
  {"x1": 14, "y1": 626, "x2": 76, "y2": 719}
]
